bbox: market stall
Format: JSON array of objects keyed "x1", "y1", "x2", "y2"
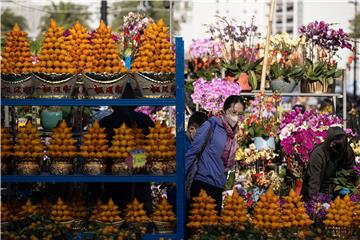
[
  {"x1": 1, "y1": 3, "x2": 360, "y2": 240},
  {"x1": 1, "y1": 16, "x2": 186, "y2": 240}
]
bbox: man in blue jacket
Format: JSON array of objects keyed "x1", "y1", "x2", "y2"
[
  {"x1": 167, "y1": 111, "x2": 208, "y2": 210},
  {"x1": 184, "y1": 112, "x2": 209, "y2": 154}
]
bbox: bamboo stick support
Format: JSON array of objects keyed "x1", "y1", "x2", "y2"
[{"x1": 260, "y1": 0, "x2": 277, "y2": 92}]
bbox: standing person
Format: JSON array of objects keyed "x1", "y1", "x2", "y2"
[
  {"x1": 88, "y1": 84, "x2": 154, "y2": 213},
  {"x1": 166, "y1": 111, "x2": 208, "y2": 211},
  {"x1": 302, "y1": 127, "x2": 356, "y2": 201},
  {"x1": 185, "y1": 111, "x2": 209, "y2": 154},
  {"x1": 99, "y1": 105, "x2": 154, "y2": 212},
  {"x1": 185, "y1": 95, "x2": 245, "y2": 213}
]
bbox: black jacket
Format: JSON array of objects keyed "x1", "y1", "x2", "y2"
[
  {"x1": 302, "y1": 127, "x2": 355, "y2": 201},
  {"x1": 98, "y1": 107, "x2": 155, "y2": 212},
  {"x1": 99, "y1": 107, "x2": 154, "y2": 143}
]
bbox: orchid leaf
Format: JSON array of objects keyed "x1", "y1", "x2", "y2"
[
  {"x1": 249, "y1": 70, "x2": 258, "y2": 90},
  {"x1": 225, "y1": 171, "x2": 236, "y2": 190},
  {"x1": 334, "y1": 69, "x2": 343, "y2": 78}
]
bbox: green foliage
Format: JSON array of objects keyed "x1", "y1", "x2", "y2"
[
  {"x1": 38, "y1": 1, "x2": 91, "y2": 35},
  {"x1": 29, "y1": 39, "x2": 41, "y2": 55},
  {"x1": 225, "y1": 171, "x2": 236, "y2": 191},
  {"x1": 333, "y1": 169, "x2": 358, "y2": 194},
  {"x1": 187, "y1": 60, "x2": 221, "y2": 81},
  {"x1": 222, "y1": 57, "x2": 263, "y2": 89},
  {"x1": 269, "y1": 63, "x2": 304, "y2": 83},
  {"x1": 303, "y1": 58, "x2": 343, "y2": 86},
  {"x1": 112, "y1": 0, "x2": 181, "y2": 32},
  {"x1": 1, "y1": 8, "x2": 28, "y2": 33}
]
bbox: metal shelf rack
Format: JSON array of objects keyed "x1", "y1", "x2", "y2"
[
  {"x1": 1, "y1": 174, "x2": 176, "y2": 183},
  {"x1": 0, "y1": 37, "x2": 185, "y2": 240},
  {"x1": 0, "y1": 98, "x2": 177, "y2": 106},
  {"x1": 237, "y1": 80, "x2": 347, "y2": 127}
]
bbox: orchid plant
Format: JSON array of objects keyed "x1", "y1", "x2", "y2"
[
  {"x1": 187, "y1": 38, "x2": 222, "y2": 80},
  {"x1": 298, "y1": 21, "x2": 353, "y2": 86},
  {"x1": 205, "y1": 16, "x2": 263, "y2": 89},
  {"x1": 278, "y1": 108, "x2": 353, "y2": 176},
  {"x1": 191, "y1": 77, "x2": 241, "y2": 114},
  {"x1": 266, "y1": 32, "x2": 304, "y2": 83},
  {"x1": 244, "y1": 93, "x2": 282, "y2": 138}
]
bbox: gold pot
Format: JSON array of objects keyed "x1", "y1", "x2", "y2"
[
  {"x1": 83, "y1": 161, "x2": 106, "y2": 175},
  {"x1": 1, "y1": 73, "x2": 34, "y2": 99},
  {"x1": 57, "y1": 219, "x2": 75, "y2": 229},
  {"x1": 17, "y1": 162, "x2": 40, "y2": 175},
  {"x1": 112, "y1": 162, "x2": 130, "y2": 175},
  {"x1": 127, "y1": 221, "x2": 148, "y2": 230},
  {"x1": 50, "y1": 162, "x2": 73, "y2": 175},
  {"x1": 95, "y1": 220, "x2": 124, "y2": 228},
  {"x1": 32, "y1": 73, "x2": 76, "y2": 98},
  {"x1": 134, "y1": 72, "x2": 176, "y2": 98},
  {"x1": 81, "y1": 72, "x2": 128, "y2": 99},
  {"x1": 165, "y1": 161, "x2": 176, "y2": 174},
  {"x1": 300, "y1": 79, "x2": 334, "y2": 93},
  {"x1": 153, "y1": 220, "x2": 175, "y2": 234}
]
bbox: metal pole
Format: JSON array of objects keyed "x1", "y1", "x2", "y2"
[
  {"x1": 170, "y1": 0, "x2": 173, "y2": 44},
  {"x1": 101, "y1": 0, "x2": 108, "y2": 25},
  {"x1": 354, "y1": 0, "x2": 358, "y2": 101}
]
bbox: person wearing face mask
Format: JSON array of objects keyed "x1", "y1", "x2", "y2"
[
  {"x1": 302, "y1": 127, "x2": 356, "y2": 201},
  {"x1": 185, "y1": 95, "x2": 245, "y2": 213}
]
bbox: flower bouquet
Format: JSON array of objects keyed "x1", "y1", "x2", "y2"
[
  {"x1": 206, "y1": 16, "x2": 263, "y2": 91},
  {"x1": 191, "y1": 77, "x2": 241, "y2": 114},
  {"x1": 298, "y1": 21, "x2": 353, "y2": 93},
  {"x1": 121, "y1": 12, "x2": 154, "y2": 59}
]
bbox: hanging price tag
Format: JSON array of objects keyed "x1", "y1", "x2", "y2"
[{"x1": 130, "y1": 149, "x2": 147, "y2": 168}]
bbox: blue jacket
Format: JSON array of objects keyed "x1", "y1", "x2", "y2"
[
  {"x1": 185, "y1": 116, "x2": 227, "y2": 189},
  {"x1": 184, "y1": 134, "x2": 192, "y2": 155}
]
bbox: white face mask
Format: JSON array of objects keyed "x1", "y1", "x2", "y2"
[{"x1": 226, "y1": 114, "x2": 239, "y2": 127}]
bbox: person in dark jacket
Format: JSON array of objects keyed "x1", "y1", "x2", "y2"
[
  {"x1": 302, "y1": 127, "x2": 355, "y2": 201},
  {"x1": 99, "y1": 105, "x2": 154, "y2": 213},
  {"x1": 89, "y1": 84, "x2": 154, "y2": 213},
  {"x1": 185, "y1": 95, "x2": 245, "y2": 212},
  {"x1": 167, "y1": 111, "x2": 208, "y2": 211}
]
